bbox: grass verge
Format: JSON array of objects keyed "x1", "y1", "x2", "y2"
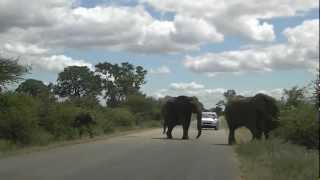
[{"x1": 235, "y1": 138, "x2": 319, "y2": 180}]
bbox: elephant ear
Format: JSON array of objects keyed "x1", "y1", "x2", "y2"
[
  {"x1": 190, "y1": 96, "x2": 204, "y2": 111},
  {"x1": 252, "y1": 93, "x2": 279, "y2": 119}
]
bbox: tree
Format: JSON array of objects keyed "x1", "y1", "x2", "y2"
[
  {"x1": 95, "y1": 62, "x2": 147, "y2": 107},
  {"x1": 16, "y1": 79, "x2": 50, "y2": 97},
  {"x1": 282, "y1": 86, "x2": 305, "y2": 107},
  {"x1": 0, "y1": 56, "x2": 29, "y2": 91},
  {"x1": 54, "y1": 66, "x2": 101, "y2": 98},
  {"x1": 223, "y1": 89, "x2": 236, "y2": 102}
]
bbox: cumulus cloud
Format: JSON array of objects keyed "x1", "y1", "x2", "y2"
[
  {"x1": 170, "y1": 81, "x2": 204, "y2": 91},
  {"x1": 4, "y1": 43, "x2": 49, "y2": 55},
  {"x1": 151, "y1": 82, "x2": 284, "y2": 108},
  {"x1": 0, "y1": 0, "x2": 318, "y2": 72},
  {"x1": 1, "y1": 0, "x2": 317, "y2": 58},
  {"x1": 38, "y1": 55, "x2": 93, "y2": 72},
  {"x1": 150, "y1": 65, "x2": 171, "y2": 75},
  {"x1": 0, "y1": 0, "x2": 225, "y2": 55},
  {"x1": 184, "y1": 19, "x2": 319, "y2": 74},
  {"x1": 1, "y1": 43, "x2": 93, "y2": 72},
  {"x1": 142, "y1": 0, "x2": 318, "y2": 42}
]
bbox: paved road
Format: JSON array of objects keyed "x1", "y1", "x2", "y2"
[{"x1": 0, "y1": 124, "x2": 240, "y2": 180}]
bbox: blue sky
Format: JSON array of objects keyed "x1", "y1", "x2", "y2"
[{"x1": 0, "y1": 0, "x2": 318, "y2": 107}]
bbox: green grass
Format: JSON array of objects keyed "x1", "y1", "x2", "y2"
[
  {"x1": 220, "y1": 116, "x2": 319, "y2": 180},
  {"x1": 235, "y1": 139, "x2": 319, "y2": 180}
]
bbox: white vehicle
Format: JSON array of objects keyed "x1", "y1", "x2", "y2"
[{"x1": 201, "y1": 112, "x2": 219, "y2": 130}]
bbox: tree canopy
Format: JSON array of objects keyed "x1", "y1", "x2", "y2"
[
  {"x1": 282, "y1": 86, "x2": 305, "y2": 107},
  {"x1": 54, "y1": 66, "x2": 101, "y2": 98},
  {"x1": 16, "y1": 79, "x2": 50, "y2": 97},
  {"x1": 95, "y1": 62, "x2": 147, "y2": 107},
  {"x1": 0, "y1": 56, "x2": 29, "y2": 91}
]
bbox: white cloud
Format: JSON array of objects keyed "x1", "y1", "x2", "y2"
[
  {"x1": 142, "y1": 0, "x2": 317, "y2": 42},
  {"x1": 0, "y1": 1, "x2": 224, "y2": 55},
  {"x1": 39, "y1": 55, "x2": 93, "y2": 72},
  {"x1": 4, "y1": 43, "x2": 49, "y2": 55},
  {"x1": 0, "y1": 0, "x2": 318, "y2": 72},
  {"x1": 170, "y1": 81, "x2": 205, "y2": 91},
  {"x1": 150, "y1": 65, "x2": 171, "y2": 75},
  {"x1": 150, "y1": 84, "x2": 284, "y2": 108},
  {"x1": 1, "y1": 43, "x2": 93, "y2": 72},
  {"x1": 184, "y1": 19, "x2": 319, "y2": 74}
]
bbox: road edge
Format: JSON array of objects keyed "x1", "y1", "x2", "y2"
[{"x1": 0, "y1": 127, "x2": 159, "y2": 159}]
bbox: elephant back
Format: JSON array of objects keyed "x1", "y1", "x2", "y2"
[{"x1": 251, "y1": 93, "x2": 279, "y2": 119}]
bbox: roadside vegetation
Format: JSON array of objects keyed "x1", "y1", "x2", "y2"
[
  {"x1": 218, "y1": 83, "x2": 319, "y2": 180},
  {"x1": 0, "y1": 56, "x2": 162, "y2": 155}
]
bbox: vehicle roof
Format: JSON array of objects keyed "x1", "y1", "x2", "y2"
[{"x1": 202, "y1": 112, "x2": 217, "y2": 115}]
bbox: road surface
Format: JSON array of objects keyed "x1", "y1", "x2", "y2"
[{"x1": 0, "y1": 124, "x2": 240, "y2": 180}]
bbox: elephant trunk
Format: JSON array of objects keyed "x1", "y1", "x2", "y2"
[{"x1": 196, "y1": 112, "x2": 202, "y2": 138}]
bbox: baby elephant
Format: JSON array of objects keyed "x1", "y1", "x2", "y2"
[{"x1": 73, "y1": 112, "x2": 96, "y2": 138}]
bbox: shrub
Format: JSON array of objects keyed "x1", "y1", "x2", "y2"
[
  {"x1": 42, "y1": 103, "x2": 82, "y2": 140},
  {"x1": 0, "y1": 93, "x2": 40, "y2": 145},
  {"x1": 122, "y1": 94, "x2": 162, "y2": 124},
  {"x1": 274, "y1": 103, "x2": 319, "y2": 149},
  {"x1": 106, "y1": 108, "x2": 135, "y2": 127},
  {"x1": 90, "y1": 109, "x2": 114, "y2": 134}
]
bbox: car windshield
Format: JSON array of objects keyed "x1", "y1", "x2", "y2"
[{"x1": 202, "y1": 113, "x2": 216, "y2": 118}]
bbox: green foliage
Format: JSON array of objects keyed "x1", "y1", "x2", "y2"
[
  {"x1": 0, "y1": 56, "x2": 29, "y2": 91},
  {"x1": 16, "y1": 79, "x2": 51, "y2": 97},
  {"x1": 274, "y1": 103, "x2": 319, "y2": 149},
  {"x1": 67, "y1": 96, "x2": 101, "y2": 109},
  {"x1": 55, "y1": 66, "x2": 101, "y2": 98},
  {"x1": 223, "y1": 89, "x2": 236, "y2": 101},
  {"x1": 282, "y1": 86, "x2": 305, "y2": 107},
  {"x1": 235, "y1": 139, "x2": 319, "y2": 180},
  {"x1": 122, "y1": 94, "x2": 162, "y2": 125},
  {"x1": 95, "y1": 62, "x2": 147, "y2": 107},
  {"x1": 106, "y1": 108, "x2": 135, "y2": 127},
  {"x1": 0, "y1": 62, "x2": 156, "y2": 152},
  {"x1": 0, "y1": 93, "x2": 40, "y2": 144},
  {"x1": 42, "y1": 103, "x2": 82, "y2": 139}
]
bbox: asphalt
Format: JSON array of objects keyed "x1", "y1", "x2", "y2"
[{"x1": 0, "y1": 123, "x2": 240, "y2": 180}]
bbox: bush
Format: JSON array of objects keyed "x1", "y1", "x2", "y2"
[
  {"x1": 42, "y1": 103, "x2": 83, "y2": 140},
  {"x1": 106, "y1": 108, "x2": 135, "y2": 127},
  {"x1": 0, "y1": 93, "x2": 40, "y2": 145},
  {"x1": 92, "y1": 109, "x2": 114, "y2": 134},
  {"x1": 122, "y1": 94, "x2": 162, "y2": 124},
  {"x1": 274, "y1": 103, "x2": 319, "y2": 149}
]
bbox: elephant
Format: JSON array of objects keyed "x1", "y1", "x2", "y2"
[
  {"x1": 225, "y1": 93, "x2": 279, "y2": 145},
  {"x1": 162, "y1": 96, "x2": 202, "y2": 139},
  {"x1": 73, "y1": 112, "x2": 96, "y2": 138}
]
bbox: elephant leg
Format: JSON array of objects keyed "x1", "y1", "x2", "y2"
[
  {"x1": 166, "y1": 125, "x2": 174, "y2": 139},
  {"x1": 264, "y1": 130, "x2": 270, "y2": 139},
  {"x1": 87, "y1": 125, "x2": 94, "y2": 138},
  {"x1": 228, "y1": 127, "x2": 236, "y2": 145},
  {"x1": 182, "y1": 126, "x2": 189, "y2": 139},
  {"x1": 79, "y1": 127, "x2": 83, "y2": 138},
  {"x1": 182, "y1": 117, "x2": 191, "y2": 139},
  {"x1": 251, "y1": 128, "x2": 263, "y2": 140}
]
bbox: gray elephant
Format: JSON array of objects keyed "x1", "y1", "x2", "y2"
[
  {"x1": 73, "y1": 112, "x2": 96, "y2": 138},
  {"x1": 225, "y1": 93, "x2": 279, "y2": 144},
  {"x1": 162, "y1": 96, "x2": 202, "y2": 139}
]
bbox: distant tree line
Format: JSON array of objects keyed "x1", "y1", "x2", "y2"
[{"x1": 0, "y1": 55, "x2": 160, "y2": 148}]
